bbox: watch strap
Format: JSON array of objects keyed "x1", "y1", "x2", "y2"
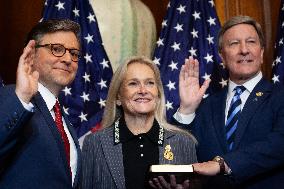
[{"x1": 213, "y1": 156, "x2": 225, "y2": 174}]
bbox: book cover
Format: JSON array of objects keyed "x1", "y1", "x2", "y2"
[
  {"x1": 148, "y1": 164, "x2": 203, "y2": 188},
  {"x1": 150, "y1": 164, "x2": 194, "y2": 173}
]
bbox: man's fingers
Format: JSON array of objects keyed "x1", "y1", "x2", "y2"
[
  {"x1": 21, "y1": 40, "x2": 36, "y2": 65},
  {"x1": 188, "y1": 58, "x2": 194, "y2": 77},
  {"x1": 192, "y1": 163, "x2": 201, "y2": 174},
  {"x1": 18, "y1": 40, "x2": 36, "y2": 76},
  {"x1": 180, "y1": 57, "x2": 200, "y2": 82},
  {"x1": 31, "y1": 71, "x2": 39, "y2": 81},
  {"x1": 193, "y1": 59, "x2": 199, "y2": 78},
  {"x1": 179, "y1": 64, "x2": 186, "y2": 82},
  {"x1": 199, "y1": 79, "x2": 211, "y2": 96}
]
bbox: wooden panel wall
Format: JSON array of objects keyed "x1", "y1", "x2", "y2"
[
  {"x1": 215, "y1": 0, "x2": 281, "y2": 79},
  {"x1": 0, "y1": 0, "x2": 44, "y2": 84},
  {"x1": 0, "y1": 0, "x2": 281, "y2": 83}
]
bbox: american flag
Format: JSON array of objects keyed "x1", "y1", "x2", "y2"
[
  {"x1": 272, "y1": 0, "x2": 284, "y2": 85},
  {"x1": 42, "y1": 0, "x2": 113, "y2": 138},
  {"x1": 153, "y1": 0, "x2": 228, "y2": 119}
]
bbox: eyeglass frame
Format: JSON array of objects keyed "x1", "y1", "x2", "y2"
[{"x1": 35, "y1": 43, "x2": 81, "y2": 62}]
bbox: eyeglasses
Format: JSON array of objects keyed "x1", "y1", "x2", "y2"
[{"x1": 35, "y1": 43, "x2": 81, "y2": 62}]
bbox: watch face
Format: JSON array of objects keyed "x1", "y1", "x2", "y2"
[
  {"x1": 213, "y1": 156, "x2": 225, "y2": 174},
  {"x1": 213, "y1": 156, "x2": 223, "y2": 162}
]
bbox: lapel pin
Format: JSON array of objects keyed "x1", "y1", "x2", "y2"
[
  {"x1": 256, "y1": 92, "x2": 263, "y2": 97},
  {"x1": 163, "y1": 144, "x2": 174, "y2": 160}
]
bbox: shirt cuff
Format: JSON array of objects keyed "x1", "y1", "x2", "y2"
[
  {"x1": 173, "y1": 109, "x2": 195, "y2": 124},
  {"x1": 19, "y1": 98, "x2": 34, "y2": 112}
]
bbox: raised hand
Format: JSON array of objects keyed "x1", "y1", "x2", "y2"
[
  {"x1": 178, "y1": 57, "x2": 210, "y2": 114},
  {"x1": 15, "y1": 40, "x2": 39, "y2": 103}
]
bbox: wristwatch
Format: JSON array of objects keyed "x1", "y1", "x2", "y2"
[{"x1": 212, "y1": 156, "x2": 225, "y2": 174}]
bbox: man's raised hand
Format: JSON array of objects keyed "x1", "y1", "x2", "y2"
[
  {"x1": 15, "y1": 40, "x2": 39, "y2": 103},
  {"x1": 178, "y1": 57, "x2": 210, "y2": 114}
]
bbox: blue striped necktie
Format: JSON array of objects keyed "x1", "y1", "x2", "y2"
[{"x1": 225, "y1": 86, "x2": 246, "y2": 151}]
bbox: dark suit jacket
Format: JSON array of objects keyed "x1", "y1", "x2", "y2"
[
  {"x1": 80, "y1": 126, "x2": 197, "y2": 189},
  {"x1": 187, "y1": 78, "x2": 284, "y2": 189},
  {"x1": 0, "y1": 85, "x2": 81, "y2": 189}
]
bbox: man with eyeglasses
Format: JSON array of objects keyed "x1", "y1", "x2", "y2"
[{"x1": 0, "y1": 19, "x2": 81, "y2": 188}]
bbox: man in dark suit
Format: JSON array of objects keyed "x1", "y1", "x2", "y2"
[
  {"x1": 171, "y1": 15, "x2": 284, "y2": 189},
  {"x1": 0, "y1": 19, "x2": 81, "y2": 188}
]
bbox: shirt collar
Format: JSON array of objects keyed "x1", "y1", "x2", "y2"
[
  {"x1": 228, "y1": 72, "x2": 262, "y2": 95},
  {"x1": 38, "y1": 83, "x2": 57, "y2": 111},
  {"x1": 113, "y1": 116, "x2": 164, "y2": 146}
]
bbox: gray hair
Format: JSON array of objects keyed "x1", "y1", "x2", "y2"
[{"x1": 218, "y1": 15, "x2": 265, "y2": 52}]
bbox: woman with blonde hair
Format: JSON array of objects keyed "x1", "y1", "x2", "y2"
[{"x1": 81, "y1": 56, "x2": 197, "y2": 189}]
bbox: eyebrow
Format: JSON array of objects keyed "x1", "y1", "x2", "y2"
[
  {"x1": 228, "y1": 36, "x2": 258, "y2": 41},
  {"x1": 128, "y1": 77, "x2": 155, "y2": 80}
]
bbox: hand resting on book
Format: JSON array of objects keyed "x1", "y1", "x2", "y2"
[
  {"x1": 148, "y1": 164, "x2": 203, "y2": 189},
  {"x1": 149, "y1": 174, "x2": 190, "y2": 189}
]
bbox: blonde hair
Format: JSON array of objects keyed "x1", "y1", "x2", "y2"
[{"x1": 101, "y1": 56, "x2": 196, "y2": 141}]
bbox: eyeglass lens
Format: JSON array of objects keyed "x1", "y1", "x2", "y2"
[{"x1": 50, "y1": 44, "x2": 80, "y2": 62}]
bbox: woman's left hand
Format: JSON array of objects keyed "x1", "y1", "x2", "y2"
[{"x1": 149, "y1": 175, "x2": 190, "y2": 189}]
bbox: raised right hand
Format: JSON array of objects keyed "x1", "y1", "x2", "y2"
[
  {"x1": 15, "y1": 40, "x2": 39, "y2": 103},
  {"x1": 178, "y1": 57, "x2": 210, "y2": 115}
]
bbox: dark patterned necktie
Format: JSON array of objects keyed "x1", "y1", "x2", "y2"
[
  {"x1": 225, "y1": 86, "x2": 246, "y2": 151},
  {"x1": 54, "y1": 100, "x2": 71, "y2": 175}
]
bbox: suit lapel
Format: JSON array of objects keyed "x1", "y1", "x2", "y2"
[
  {"x1": 62, "y1": 113, "x2": 78, "y2": 145},
  {"x1": 32, "y1": 93, "x2": 72, "y2": 180},
  {"x1": 233, "y1": 79, "x2": 272, "y2": 149},
  {"x1": 211, "y1": 89, "x2": 228, "y2": 152},
  {"x1": 101, "y1": 128, "x2": 125, "y2": 189}
]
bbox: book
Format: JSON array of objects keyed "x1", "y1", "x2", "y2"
[
  {"x1": 148, "y1": 164, "x2": 202, "y2": 185},
  {"x1": 149, "y1": 164, "x2": 231, "y2": 189},
  {"x1": 149, "y1": 164, "x2": 194, "y2": 173}
]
